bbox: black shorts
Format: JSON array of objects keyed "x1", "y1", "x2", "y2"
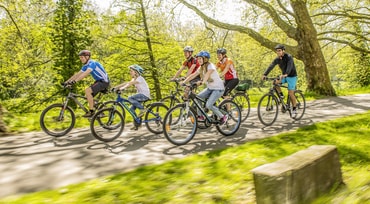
[
  {"x1": 90, "y1": 80, "x2": 110, "y2": 96},
  {"x1": 223, "y1": 78, "x2": 239, "y2": 96}
]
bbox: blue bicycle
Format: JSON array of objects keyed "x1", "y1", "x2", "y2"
[{"x1": 90, "y1": 90, "x2": 168, "y2": 142}]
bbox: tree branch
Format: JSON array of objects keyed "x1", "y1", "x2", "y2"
[
  {"x1": 318, "y1": 37, "x2": 370, "y2": 53},
  {"x1": 0, "y1": 4, "x2": 23, "y2": 39},
  {"x1": 177, "y1": 0, "x2": 298, "y2": 55}
]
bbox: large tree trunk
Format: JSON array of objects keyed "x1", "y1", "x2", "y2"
[{"x1": 292, "y1": 0, "x2": 336, "y2": 96}]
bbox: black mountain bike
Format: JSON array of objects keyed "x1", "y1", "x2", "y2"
[
  {"x1": 160, "y1": 77, "x2": 185, "y2": 108},
  {"x1": 257, "y1": 77, "x2": 306, "y2": 126},
  {"x1": 163, "y1": 84, "x2": 241, "y2": 145}
]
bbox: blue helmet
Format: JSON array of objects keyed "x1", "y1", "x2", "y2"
[
  {"x1": 196, "y1": 51, "x2": 210, "y2": 59},
  {"x1": 129, "y1": 64, "x2": 144, "y2": 75}
]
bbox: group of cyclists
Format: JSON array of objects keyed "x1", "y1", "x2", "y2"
[{"x1": 64, "y1": 43, "x2": 299, "y2": 131}]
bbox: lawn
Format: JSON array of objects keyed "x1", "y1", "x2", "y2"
[{"x1": 1, "y1": 111, "x2": 369, "y2": 204}]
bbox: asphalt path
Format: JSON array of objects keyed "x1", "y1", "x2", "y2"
[{"x1": 0, "y1": 94, "x2": 369, "y2": 198}]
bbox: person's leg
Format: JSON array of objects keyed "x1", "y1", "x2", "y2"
[
  {"x1": 287, "y1": 77, "x2": 298, "y2": 108},
  {"x1": 85, "y1": 87, "x2": 94, "y2": 111},
  {"x1": 128, "y1": 94, "x2": 149, "y2": 115},
  {"x1": 196, "y1": 88, "x2": 211, "y2": 117},
  {"x1": 205, "y1": 90, "x2": 224, "y2": 118},
  {"x1": 223, "y1": 78, "x2": 239, "y2": 99}
]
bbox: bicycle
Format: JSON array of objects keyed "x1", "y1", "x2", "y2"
[
  {"x1": 230, "y1": 82, "x2": 251, "y2": 122},
  {"x1": 90, "y1": 89, "x2": 168, "y2": 142},
  {"x1": 40, "y1": 83, "x2": 120, "y2": 137},
  {"x1": 162, "y1": 84, "x2": 241, "y2": 146},
  {"x1": 160, "y1": 77, "x2": 185, "y2": 108},
  {"x1": 257, "y1": 77, "x2": 306, "y2": 126}
]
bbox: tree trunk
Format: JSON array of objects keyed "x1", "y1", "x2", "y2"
[
  {"x1": 139, "y1": 0, "x2": 162, "y2": 100},
  {"x1": 292, "y1": 0, "x2": 336, "y2": 96},
  {"x1": 0, "y1": 104, "x2": 8, "y2": 134}
]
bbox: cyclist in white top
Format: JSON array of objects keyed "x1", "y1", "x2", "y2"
[
  {"x1": 112, "y1": 65, "x2": 150, "y2": 117},
  {"x1": 182, "y1": 51, "x2": 228, "y2": 125}
]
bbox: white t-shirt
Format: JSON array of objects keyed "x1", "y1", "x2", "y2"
[
  {"x1": 135, "y1": 76, "x2": 151, "y2": 98},
  {"x1": 198, "y1": 63, "x2": 224, "y2": 90}
]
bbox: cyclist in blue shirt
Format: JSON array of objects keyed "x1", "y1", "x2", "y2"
[{"x1": 65, "y1": 50, "x2": 110, "y2": 117}]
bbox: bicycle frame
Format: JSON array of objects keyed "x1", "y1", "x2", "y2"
[
  {"x1": 112, "y1": 93, "x2": 159, "y2": 124},
  {"x1": 186, "y1": 86, "x2": 218, "y2": 124},
  {"x1": 61, "y1": 86, "x2": 105, "y2": 113}
]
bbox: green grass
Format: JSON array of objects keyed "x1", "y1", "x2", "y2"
[{"x1": 1, "y1": 111, "x2": 369, "y2": 203}]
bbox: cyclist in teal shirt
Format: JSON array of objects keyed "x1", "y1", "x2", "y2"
[
  {"x1": 262, "y1": 44, "x2": 298, "y2": 118},
  {"x1": 65, "y1": 50, "x2": 110, "y2": 117}
]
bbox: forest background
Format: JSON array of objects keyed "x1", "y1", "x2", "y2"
[{"x1": 0, "y1": 0, "x2": 369, "y2": 133}]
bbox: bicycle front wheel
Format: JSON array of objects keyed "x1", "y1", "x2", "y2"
[
  {"x1": 163, "y1": 104, "x2": 197, "y2": 145},
  {"x1": 144, "y1": 102, "x2": 168, "y2": 134},
  {"x1": 40, "y1": 104, "x2": 75, "y2": 137},
  {"x1": 90, "y1": 107, "x2": 124, "y2": 142},
  {"x1": 232, "y1": 93, "x2": 250, "y2": 122},
  {"x1": 216, "y1": 100, "x2": 241, "y2": 136},
  {"x1": 257, "y1": 94, "x2": 279, "y2": 126},
  {"x1": 293, "y1": 91, "x2": 306, "y2": 120}
]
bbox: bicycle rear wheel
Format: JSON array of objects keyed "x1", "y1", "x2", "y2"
[
  {"x1": 293, "y1": 91, "x2": 306, "y2": 120},
  {"x1": 144, "y1": 102, "x2": 168, "y2": 134},
  {"x1": 40, "y1": 104, "x2": 75, "y2": 137},
  {"x1": 216, "y1": 100, "x2": 241, "y2": 136},
  {"x1": 163, "y1": 104, "x2": 197, "y2": 145},
  {"x1": 90, "y1": 107, "x2": 124, "y2": 142},
  {"x1": 232, "y1": 93, "x2": 250, "y2": 122},
  {"x1": 257, "y1": 94, "x2": 279, "y2": 126}
]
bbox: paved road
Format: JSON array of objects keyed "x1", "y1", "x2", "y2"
[{"x1": 0, "y1": 94, "x2": 369, "y2": 198}]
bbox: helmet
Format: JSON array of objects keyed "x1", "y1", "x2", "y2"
[
  {"x1": 274, "y1": 44, "x2": 285, "y2": 50},
  {"x1": 78, "y1": 50, "x2": 91, "y2": 56},
  {"x1": 196, "y1": 51, "x2": 210, "y2": 59},
  {"x1": 129, "y1": 64, "x2": 144, "y2": 75},
  {"x1": 183, "y1": 46, "x2": 194, "y2": 52},
  {"x1": 217, "y1": 48, "x2": 227, "y2": 55}
]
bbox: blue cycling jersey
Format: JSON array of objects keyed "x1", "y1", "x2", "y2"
[{"x1": 81, "y1": 60, "x2": 109, "y2": 82}]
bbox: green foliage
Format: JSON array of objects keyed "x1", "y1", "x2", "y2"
[
  {"x1": 1, "y1": 111, "x2": 369, "y2": 203},
  {"x1": 50, "y1": 0, "x2": 93, "y2": 99}
]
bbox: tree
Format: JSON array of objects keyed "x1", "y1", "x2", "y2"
[
  {"x1": 177, "y1": 0, "x2": 370, "y2": 96},
  {"x1": 51, "y1": 0, "x2": 93, "y2": 90}
]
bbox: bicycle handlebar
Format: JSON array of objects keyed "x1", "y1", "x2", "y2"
[
  {"x1": 170, "y1": 77, "x2": 186, "y2": 83},
  {"x1": 262, "y1": 76, "x2": 280, "y2": 81}
]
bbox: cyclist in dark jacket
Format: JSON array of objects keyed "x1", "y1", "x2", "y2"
[{"x1": 262, "y1": 44, "x2": 298, "y2": 118}]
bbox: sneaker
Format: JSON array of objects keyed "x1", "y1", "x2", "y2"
[
  {"x1": 197, "y1": 115, "x2": 205, "y2": 121},
  {"x1": 137, "y1": 108, "x2": 147, "y2": 118},
  {"x1": 219, "y1": 114, "x2": 229, "y2": 125},
  {"x1": 291, "y1": 109, "x2": 297, "y2": 119},
  {"x1": 82, "y1": 111, "x2": 95, "y2": 118},
  {"x1": 130, "y1": 126, "x2": 138, "y2": 131}
]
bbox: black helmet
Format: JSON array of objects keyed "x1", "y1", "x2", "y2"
[
  {"x1": 274, "y1": 44, "x2": 285, "y2": 50},
  {"x1": 78, "y1": 50, "x2": 91, "y2": 56},
  {"x1": 217, "y1": 48, "x2": 227, "y2": 55}
]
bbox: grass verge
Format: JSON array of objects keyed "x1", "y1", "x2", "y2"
[{"x1": 1, "y1": 111, "x2": 369, "y2": 203}]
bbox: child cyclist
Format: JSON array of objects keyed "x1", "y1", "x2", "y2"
[
  {"x1": 216, "y1": 48, "x2": 239, "y2": 100},
  {"x1": 182, "y1": 51, "x2": 228, "y2": 125},
  {"x1": 112, "y1": 65, "x2": 151, "y2": 119}
]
